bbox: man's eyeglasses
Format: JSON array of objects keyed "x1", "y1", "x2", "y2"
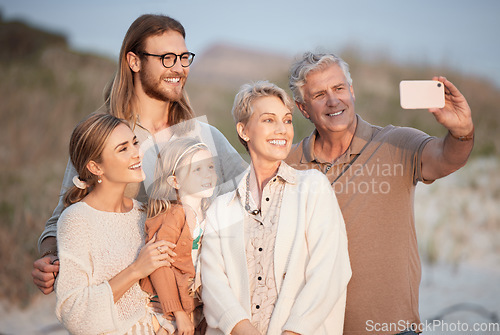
[{"x1": 139, "y1": 51, "x2": 195, "y2": 68}]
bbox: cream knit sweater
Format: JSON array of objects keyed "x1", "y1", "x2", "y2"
[{"x1": 55, "y1": 200, "x2": 155, "y2": 335}]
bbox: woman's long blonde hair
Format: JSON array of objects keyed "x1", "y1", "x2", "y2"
[
  {"x1": 146, "y1": 137, "x2": 214, "y2": 219},
  {"x1": 63, "y1": 113, "x2": 126, "y2": 207}
]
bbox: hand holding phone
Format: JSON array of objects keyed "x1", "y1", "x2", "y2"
[{"x1": 400, "y1": 80, "x2": 445, "y2": 109}]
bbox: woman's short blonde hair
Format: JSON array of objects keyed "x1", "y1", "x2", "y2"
[{"x1": 231, "y1": 80, "x2": 293, "y2": 150}]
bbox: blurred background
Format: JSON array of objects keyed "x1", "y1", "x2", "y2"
[{"x1": 0, "y1": 1, "x2": 499, "y2": 334}]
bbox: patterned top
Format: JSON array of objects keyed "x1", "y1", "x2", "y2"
[
  {"x1": 236, "y1": 163, "x2": 294, "y2": 334},
  {"x1": 191, "y1": 215, "x2": 204, "y2": 264},
  {"x1": 191, "y1": 215, "x2": 204, "y2": 298}
]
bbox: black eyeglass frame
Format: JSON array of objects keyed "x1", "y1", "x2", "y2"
[{"x1": 139, "y1": 51, "x2": 195, "y2": 68}]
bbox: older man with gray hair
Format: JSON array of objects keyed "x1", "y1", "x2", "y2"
[{"x1": 285, "y1": 52, "x2": 474, "y2": 334}]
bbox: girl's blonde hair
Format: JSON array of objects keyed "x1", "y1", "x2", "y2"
[
  {"x1": 64, "y1": 113, "x2": 126, "y2": 207},
  {"x1": 146, "y1": 137, "x2": 214, "y2": 219}
]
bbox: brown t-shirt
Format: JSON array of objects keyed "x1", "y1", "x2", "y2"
[{"x1": 285, "y1": 115, "x2": 434, "y2": 334}]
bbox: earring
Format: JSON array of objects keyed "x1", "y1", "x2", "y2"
[
  {"x1": 242, "y1": 136, "x2": 249, "y2": 141},
  {"x1": 97, "y1": 176, "x2": 102, "y2": 184}
]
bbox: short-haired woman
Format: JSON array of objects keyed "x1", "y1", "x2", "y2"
[{"x1": 201, "y1": 81, "x2": 351, "y2": 335}]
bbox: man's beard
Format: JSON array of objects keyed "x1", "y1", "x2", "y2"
[{"x1": 140, "y1": 69, "x2": 184, "y2": 102}]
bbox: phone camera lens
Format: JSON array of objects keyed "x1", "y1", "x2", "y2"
[{"x1": 437, "y1": 83, "x2": 442, "y2": 87}]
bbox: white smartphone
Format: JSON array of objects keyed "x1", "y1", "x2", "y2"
[{"x1": 399, "y1": 80, "x2": 445, "y2": 109}]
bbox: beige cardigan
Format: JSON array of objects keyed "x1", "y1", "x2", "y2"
[{"x1": 201, "y1": 163, "x2": 351, "y2": 335}]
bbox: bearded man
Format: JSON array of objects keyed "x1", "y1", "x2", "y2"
[{"x1": 32, "y1": 14, "x2": 247, "y2": 294}]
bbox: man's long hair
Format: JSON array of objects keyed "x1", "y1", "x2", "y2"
[{"x1": 105, "y1": 14, "x2": 194, "y2": 127}]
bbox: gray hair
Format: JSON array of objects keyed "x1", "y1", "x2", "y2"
[
  {"x1": 231, "y1": 81, "x2": 293, "y2": 150},
  {"x1": 289, "y1": 52, "x2": 353, "y2": 103}
]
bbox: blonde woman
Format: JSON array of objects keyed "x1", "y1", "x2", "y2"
[
  {"x1": 201, "y1": 82, "x2": 351, "y2": 335},
  {"x1": 55, "y1": 113, "x2": 171, "y2": 334}
]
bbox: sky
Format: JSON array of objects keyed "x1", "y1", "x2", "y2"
[{"x1": 1, "y1": 0, "x2": 499, "y2": 87}]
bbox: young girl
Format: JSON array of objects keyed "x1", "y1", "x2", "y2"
[
  {"x1": 55, "y1": 113, "x2": 172, "y2": 335},
  {"x1": 141, "y1": 137, "x2": 217, "y2": 335}
]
